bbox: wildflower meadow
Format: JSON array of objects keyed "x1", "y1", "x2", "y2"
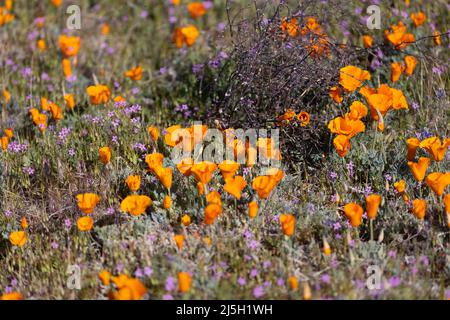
[{"x1": 0, "y1": 0, "x2": 449, "y2": 302}]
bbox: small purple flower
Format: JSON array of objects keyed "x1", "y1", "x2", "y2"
[
  {"x1": 134, "y1": 268, "x2": 143, "y2": 278},
  {"x1": 163, "y1": 294, "x2": 173, "y2": 300},
  {"x1": 388, "y1": 276, "x2": 401, "y2": 288},
  {"x1": 51, "y1": 241, "x2": 59, "y2": 249},
  {"x1": 144, "y1": 266, "x2": 153, "y2": 277},
  {"x1": 237, "y1": 277, "x2": 246, "y2": 286},
  {"x1": 64, "y1": 218, "x2": 72, "y2": 229},
  {"x1": 165, "y1": 276, "x2": 176, "y2": 291},
  {"x1": 320, "y1": 274, "x2": 331, "y2": 284},
  {"x1": 249, "y1": 268, "x2": 258, "y2": 278},
  {"x1": 276, "y1": 278, "x2": 285, "y2": 286},
  {"x1": 252, "y1": 285, "x2": 264, "y2": 298}
]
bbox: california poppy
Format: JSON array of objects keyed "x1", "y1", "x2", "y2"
[
  {"x1": 288, "y1": 276, "x2": 298, "y2": 290},
  {"x1": 408, "y1": 157, "x2": 430, "y2": 181},
  {"x1": 148, "y1": 126, "x2": 159, "y2": 141},
  {"x1": 329, "y1": 86, "x2": 343, "y2": 104},
  {"x1": 58, "y1": 35, "x2": 80, "y2": 57},
  {"x1": 224, "y1": 176, "x2": 247, "y2": 200},
  {"x1": 99, "y1": 147, "x2": 111, "y2": 164},
  {"x1": 343, "y1": 203, "x2": 363, "y2": 227},
  {"x1": 37, "y1": 39, "x2": 46, "y2": 51},
  {"x1": 163, "y1": 195, "x2": 172, "y2": 209},
  {"x1": 366, "y1": 194, "x2": 382, "y2": 219},
  {"x1": 187, "y1": 2, "x2": 207, "y2": 19},
  {"x1": 77, "y1": 216, "x2": 94, "y2": 231},
  {"x1": 191, "y1": 161, "x2": 217, "y2": 185},
  {"x1": 174, "y1": 234, "x2": 184, "y2": 250},
  {"x1": 248, "y1": 201, "x2": 258, "y2": 218},
  {"x1": 126, "y1": 175, "x2": 141, "y2": 192},
  {"x1": 279, "y1": 214, "x2": 296, "y2": 236},
  {"x1": 410, "y1": 12, "x2": 426, "y2": 27},
  {"x1": 181, "y1": 215, "x2": 191, "y2": 226},
  {"x1": 218, "y1": 160, "x2": 240, "y2": 180},
  {"x1": 178, "y1": 272, "x2": 192, "y2": 293},
  {"x1": 444, "y1": 194, "x2": 450, "y2": 227},
  {"x1": 280, "y1": 17, "x2": 299, "y2": 37},
  {"x1": 339, "y1": 66, "x2": 371, "y2": 93},
  {"x1": 0, "y1": 292, "x2": 23, "y2": 300},
  {"x1": 64, "y1": 94, "x2": 75, "y2": 110},
  {"x1": 333, "y1": 135, "x2": 351, "y2": 157},
  {"x1": 173, "y1": 25, "x2": 200, "y2": 48},
  {"x1": 206, "y1": 191, "x2": 222, "y2": 206},
  {"x1": 2, "y1": 89, "x2": 11, "y2": 103},
  {"x1": 277, "y1": 108, "x2": 296, "y2": 126},
  {"x1": 120, "y1": 195, "x2": 152, "y2": 216},
  {"x1": 4, "y1": 128, "x2": 12, "y2": 139},
  {"x1": 406, "y1": 137, "x2": 420, "y2": 161},
  {"x1": 62, "y1": 58, "x2": 72, "y2": 78},
  {"x1": 154, "y1": 166, "x2": 173, "y2": 189},
  {"x1": 297, "y1": 111, "x2": 310, "y2": 127},
  {"x1": 252, "y1": 175, "x2": 278, "y2": 199},
  {"x1": 124, "y1": 66, "x2": 143, "y2": 81},
  {"x1": 9, "y1": 231, "x2": 26, "y2": 247},
  {"x1": 1, "y1": 136, "x2": 8, "y2": 151},
  {"x1": 76, "y1": 193, "x2": 101, "y2": 214},
  {"x1": 204, "y1": 204, "x2": 222, "y2": 225},
  {"x1": 394, "y1": 180, "x2": 406, "y2": 193},
  {"x1": 425, "y1": 172, "x2": 450, "y2": 196},
  {"x1": 323, "y1": 238, "x2": 331, "y2": 255},
  {"x1": 433, "y1": 31, "x2": 441, "y2": 46},
  {"x1": 404, "y1": 56, "x2": 417, "y2": 76},
  {"x1": 49, "y1": 103, "x2": 63, "y2": 121},
  {"x1": 328, "y1": 116, "x2": 365, "y2": 138},
  {"x1": 145, "y1": 153, "x2": 164, "y2": 173},
  {"x1": 390, "y1": 62, "x2": 403, "y2": 82},
  {"x1": 109, "y1": 276, "x2": 147, "y2": 300},
  {"x1": 362, "y1": 35, "x2": 373, "y2": 48},
  {"x1": 419, "y1": 137, "x2": 449, "y2": 162},
  {"x1": 347, "y1": 101, "x2": 368, "y2": 120},
  {"x1": 21, "y1": 217, "x2": 28, "y2": 230},
  {"x1": 99, "y1": 270, "x2": 111, "y2": 286},
  {"x1": 86, "y1": 85, "x2": 111, "y2": 105},
  {"x1": 411, "y1": 199, "x2": 426, "y2": 220}
]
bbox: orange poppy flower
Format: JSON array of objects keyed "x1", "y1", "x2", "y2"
[
  {"x1": 154, "y1": 166, "x2": 173, "y2": 189},
  {"x1": 406, "y1": 137, "x2": 420, "y2": 161},
  {"x1": 248, "y1": 201, "x2": 258, "y2": 218},
  {"x1": 86, "y1": 85, "x2": 111, "y2": 105},
  {"x1": 279, "y1": 214, "x2": 296, "y2": 236},
  {"x1": 101, "y1": 23, "x2": 110, "y2": 35},
  {"x1": 327, "y1": 116, "x2": 365, "y2": 138},
  {"x1": 35, "y1": 113, "x2": 48, "y2": 132},
  {"x1": 51, "y1": 0, "x2": 62, "y2": 7},
  {"x1": 281, "y1": 17, "x2": 299, "y2": 37},
  {"x1": 339, "y1": 66, "x2": 371, "y2": 93},
  {"x1": 64, "y1": 94, "x2": 75, "y2": 110},
  {"x1": 191, "y1": 161, "x2": 217, "y2": 185},
  {"x1": 77, "y1": 216, "x2": 94, "y2": 231},
  {"x1": 277, "y1": 108, "x2": 296, "y2": 126},
  {"x1": 2, "y1": 89, "x2": 11, "y2": 103},
  {"x1": 174, "y1": 234, "x2": 184, "y2": 250},
  {"x1": 343, "y1": 203, "x2": 363, "y2": 227},
  {"x1": 408, "y1": 157, "x2": 430, "y2": 181},
  {"x1": 425, "y1": 172, "x2": 450, "y2": 196},
  {"x1": 433, "y1": 31, "x2": 441, "y2": 46},
  {"x1": 204, "y1": 204, "x2": 222, "y2": 225},
  {"x1": 419, "y1": 137, "x2": 450, "y2": 162},
  {"x1": 390, "y1": 62, "x2": 404, "y2": 82},
  {"x1": 114, "y1": 96, "x2": 126, "y2": 104},
  {"x1": 126, "y1": 175, "x2": 141, "y2": 192},
  {"x1": 410, "y1": 12, "x2": 426, "y2": 27},
  {"x1": 58, "y1": 35, "x2": 80, "y2": 57},
  {"x1": 347, "y1": 101, "x2": 368, "y2": 120},
  {"x1": 218, "y1": 160, "x2": 240, "y2": 180},
  {"x1": 333, "y1": 134, "x2": 351, "y2": 158},
  {"x1": 173, "y1": 25, "x2": 200, "y2": 48},
  {"x1": 109, "y1": 277, "x2": 147, "y2": 300},
  {"x1": 404, "y1": 56, "x2": 417, "y2": 76},
  {"x1": 394, "y1": 180, "x2": 406, "y2": 193},
  {"x1": 329, "y1": 86, "x2": 343, "y2": 104},
  {"x1": 120, "y1": 195, "x2": 152, "y2": 216},
  {"x1": 124, "y1": 66, "x2": 143, "y2": 81},
  {"x1": 178, "y1": 272, "x2": 192, "y2": 293},
  {"x1": 0, "y1": 292, "x2": 23, "y2": 300},
  {"x1": 224, "y1": 176, "x2": 247, "y2": 200},
  {"x1": 99, "y1": 270, "x2": 111, "y2": 286},
  {"x1": 1, "y1": 136, "x2": 8, "y2": 151},
  {"x1": 176, "y1": 158, "x2": 194, "y2": 176},
  {"x1": 181, "y1": 215, "x2": 191, "y2": 226},
  {"x1": 62, "y1": 58, "x2": 72, "y2": 78},
  {"x1": 76, "y1": 193, "x2": 101, "y2": 214},
  {"x1": 187, "y1": 2, "x2": 207, "y2": 19},
  {"x1": 445, "y1": 194, "x2": 450, "y2": 228},
  {"x1": 148, "y1": 126, "x2": 159, "y2": 141},
  {"x1": 206, "y1": 191, "x2": 222, "y2": 206},
  {"x1": 21, "y1": 217, "x2": 28, "y2": 229},
  {"x1": 366, "y1": 194, "x2": 382, "y2": 220},
  {"x1": 197, "y1": 182, "x2": 205, "y2": 195},
  {"x1": 37, "y1": 39, "x2": 46, "y2": 51},
  {"x1": 163, "y1": 195, "x2": 172, "y2": 209},
  {"x1": 411, "y1": 199, "x2": 426, "y2": 220},
  {"x1": 49, "y1": 103, "x2": 63, "y2": 121},
  {"x1": 164, "y1": 125, "x2": 183, "y2": 147},
  {"x1": 9, "y1": 231, "x2": 26, "y2": 247},
  {"x1": 323, "y1": 238, "x2": 331, "y2": 255},
  {"x1": 4, "y1": 128, "x2": 12, "y2": 139},
  {"x1": 362, "y1": 35, "x2": 373, "y2": 48},
  {"x1": 99, "y1": 146, "x2": 111, "y2": 164},
  {"x1": 297, "y1": 111, "x2": 310, "y2": 127},
  {"x1": 288, "y1": 276, "x2": 298, "y2": 290},
  {"x1": 252, "y1": 175, "x2": 280, "y2": 199},
  {"x1": 40, "y1": 96, "x2": 50, "y2": 111},
  {"x1": 145, "y1": 153, "x2": 164, "y2": 173}
]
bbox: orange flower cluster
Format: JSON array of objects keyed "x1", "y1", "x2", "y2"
[
  {"x1": 384, "y1": 21, "x2": 415, "y2": 50},
  {"x1": 390, "y1": 55, "x2": 418, "y2": 82},
  {"x1": 0, "y1": 3, "x2": 15, "y2": 27},
  {"x1": 100, "y1": 272, "x2": 147, "y2": 300},
  {"x1": 1, "y1": 128, "x2": 12, "y2": 151},
  {"x1": 328, "y1": 101, "x2": 367, "y2": 157},
  {"x1": 76, "y1": 193, "x2": 100, "y2": 231},
  {"x1": 86, "y1": 84, "x2": 111, "y2": 105},
  {"x1": 277, "y1": 109, "x2": 310, "y2": 127},
  {"x1": 173, "y1": 25, "x2": 200, "y2": 48},
  {"x1": 29, "y1": 108, "x2": 48, "y2": 132}
]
